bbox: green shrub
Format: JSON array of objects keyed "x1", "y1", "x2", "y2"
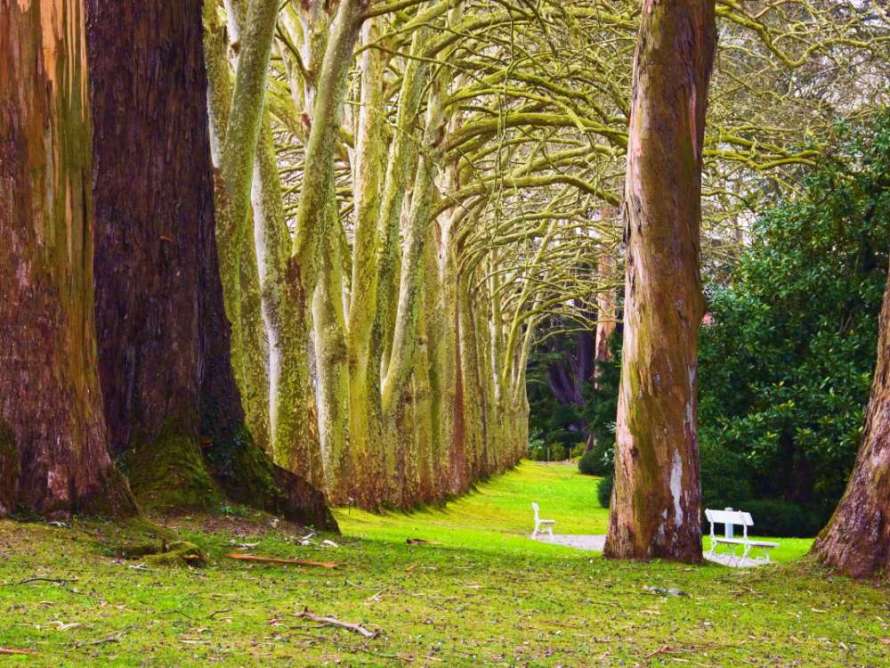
[
  {"x1": 733, "y1": 499, "x2": 822, "y2": 537},
  {"x1": 578, "y1": 448, "x2": 608, "y2": 476},
  {"x1": 699, "y1": 440, "x2": 754, "y2": 511},
  {"x1": 698, "y1": 111, "x2": 890, "y2": 519},
  {"x1": 597, "y1": 473, "x2": 613, "y2": 509}
]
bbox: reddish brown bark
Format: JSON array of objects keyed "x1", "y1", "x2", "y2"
[
  {"x1": 0, "y1": 0, "x2": 134, "y2": 518},
  {"x1": 812, "y1": 268, "x2": 890, "y2": 578},
  {"x1": 604, "y1": 0, "x2": 716, "y2": 562},
  {"x1": 86, "y1": 0, "x2": 335, "y2": 529}
]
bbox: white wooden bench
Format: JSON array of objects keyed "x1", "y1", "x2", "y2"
[
  {"x1": 530, "y1": 502, "x2": 555, "y2": 539},
  {"x1": 705, "y1": 508, "x2": 779, "y2": 564}
]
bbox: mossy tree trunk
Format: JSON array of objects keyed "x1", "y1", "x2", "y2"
[
  {"x1": 86, "y1": 0, "x2": 335, "y2": 529},
  {"x1": 604, "y1": 0, "x2": 716, "y2": 563},
  {"x1": 0, "y1": 0, "x2": 135, "y2": 519},
  {"x1": 812, "y1": 267, "x2": 890, "y2": 578}
]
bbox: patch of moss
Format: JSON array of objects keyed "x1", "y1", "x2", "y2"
[
  {"x1": 78, "y1": 465, "x2": 138, "y2": 518},
  {"x1": 121, "y1": 422, "x2": 222, "y2": 514},
  {"x1": 142, "y1": 541, "x2": 207, "y2": 567},
  {"x1": 205, "y1": 424, "x2": 338, "y2": 531}
]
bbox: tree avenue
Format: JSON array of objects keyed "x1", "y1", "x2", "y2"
[{"x1": 1, "y1": 0, "x2": 889, "y2": 576}]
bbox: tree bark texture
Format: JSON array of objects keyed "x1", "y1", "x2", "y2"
[
  {"x1": 812, "y1": 268, "x2": 890, "y2": 578},
  {"x1": 604, "y1": 0, "x2": 716, "y2": 563},
  {"x1": 86, "y1": 0, "x2": 334, "y2": 529},
  {"x1": 0, "y1": 0, "x2": 135, "y2": 518}
]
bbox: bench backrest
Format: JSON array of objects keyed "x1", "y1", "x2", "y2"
[
  {"x1": 531, "y1": 502, "x2": 540, "y2": 521},
  {"x1": 705, "y1": 509, "x2": 753, "y2": 527},
  {"x1": 705, "y1": 508, "x2": 754, "y2": 540}
]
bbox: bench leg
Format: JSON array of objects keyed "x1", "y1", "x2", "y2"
[
  {"x1": 531, "y1": 525, "x2": 538, "y2": 539},
  {"x1": 547, "y1": 526, "x2": 554, "y2": 539}
]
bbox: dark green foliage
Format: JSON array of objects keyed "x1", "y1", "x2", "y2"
[
  {"x1": 698, "y1": 111, "x2": 890, "y2": 527},
  {"x1": 699, "y1": 442, "x2": 753, "y2": 512},
  {"x1": 580, "y1": 338, "x2": 621, "y2": 463},
  {"x1": 597, "y1": 473, "x2": 613, "y2": 509},
  {"x1": 527, "y1": 327, "x2": 621, "y2": 465},
  {"x1": 578, "y1": 447, "x2": 610, "y2": 476},
  {"x1": 737, "y1": 499, "x2": 822, "y2": 538}
]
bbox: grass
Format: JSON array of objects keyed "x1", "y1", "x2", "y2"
[
  {"x1": 0, "y1": 461, "x2": 887, "y2": 666},
  {"x1": 338, "y1": 461, "x2": 813, "y2": 562}
]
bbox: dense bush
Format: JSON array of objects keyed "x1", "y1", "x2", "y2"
[
  {"x1": 527, "y1": 323, "x2": 622, "y2": 467},
  {"x1": 698, "y1": 111, "x2": 890, "y2": 525},
  {"x1": 733, "y1": 499, "x2": 823, "y2": 538},
  {"x1": 699, "y1": 441, "x2": 754, "y2": 512},
  {"x1": 578, "y1": 446, "x2": 609, "y2": 476},
  {"x1": 597, "y1": 473, "x2": 613, "y2": 509}
]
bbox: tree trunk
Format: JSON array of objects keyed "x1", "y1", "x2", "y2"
[
  {"x1": 812, "y1": 268, "x2": 890, "y2": 578},
  {"x1": 86, "y1": 0, "x2": 335, "y2": 529},
  {"x1": 0, "y1": 0, "x2": 135, "y2": 519},
  {"x1": 604, "y1": 0, "x2": 716, "y2": 563}
]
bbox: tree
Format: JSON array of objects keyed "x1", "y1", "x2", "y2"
[
  {"x1": 811, "y1": 113, "x2": 890, "y2": 578},
  {"x1": 0, "y1": 0, "x2": 134, "y2": 518},
  {"x1": 86, "y1": 0, "x2": 334, "y2": 528},
  {"x1": 813, "y1": 266, "x2": 890, "y2": 578},
  {"x1": 604, "y1": 0, "x2": 717, "y2": 562}
]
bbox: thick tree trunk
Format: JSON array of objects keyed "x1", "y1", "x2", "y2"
[
  {"x1": 86, "y1": 0, "x2": 334, "y2": 529},
  {"x1": 0, "y1": 0, "x2": 135, "y2": 518},
  {"x1": 604, "y1": 0, "x2": 716, "y2": 563},
  {"x1": 812, "y1": 269, "x2": 890, "y2": 578}
]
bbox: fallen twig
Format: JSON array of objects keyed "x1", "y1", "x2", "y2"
[
  {"x1": 646, "y1": 645, "x2": 680, "y2": 659},
  {"x1": 0, "y1": 648, "x2": 37, "y2": 655},
  {"x1": 296, "y1": 608, "x2": 379, "y2": 638},
  {"x1": 75, "y1": 630, "x2": 126, "y2": 648},
  {"x1": 12, "y1": 576, "x2": 75, "y2": 586},
  {"x1": 224, "y1": 553, "x2": 337, "y2": 569}
]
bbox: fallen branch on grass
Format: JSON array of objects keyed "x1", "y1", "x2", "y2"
[
  {"x1": 0, "y1": 648, "x2": 36, "y2": 655},
  {"x1": 296, "y1": 608, "x2": 379, "y2": 638},
  {"x1": 75, "y1": 630, "x2": 127, "y2": 648},
  {"x1": 224, "y1": 553, "x2": 337, "y2": 569},
  {"x1": 12, "y1": 576, "x2": 75, "y2": 586}
]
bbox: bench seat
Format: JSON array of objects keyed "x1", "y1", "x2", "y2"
[{"x1": 713, "y1": 537, "x2": 778, "y2": 548}]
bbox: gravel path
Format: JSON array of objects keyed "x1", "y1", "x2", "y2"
[
  {"x1": 532, "y1": 534, "x2": 771, "y2": 567},
  {"x1": 532, "y1": 534, "x2": 606, "y2": 551}
]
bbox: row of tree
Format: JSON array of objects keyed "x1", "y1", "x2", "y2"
[{"x1": 1, "y1": 0, "x2": 888, "y2": 577}]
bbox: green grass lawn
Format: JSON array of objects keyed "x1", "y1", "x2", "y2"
[
  {"x1": 337, "y1": 461, "x2": 813, "y2": 563},
  {"x1": 1, "y1": 461, "x2": 887, "y2": 666}
]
